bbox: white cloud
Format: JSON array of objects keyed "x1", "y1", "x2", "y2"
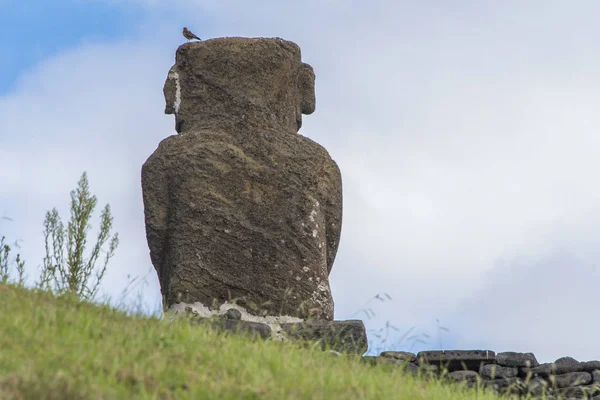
[
  {"x1": 0, "y1": 35, "x2": 176, "y2": 312},
  {"x1": 3, "y1": 1, "x2": 600, "y2": 362}
]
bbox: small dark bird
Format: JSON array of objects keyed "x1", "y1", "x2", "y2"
[{"x1": 182, "y1": 27, "x2": 202, "y2": 42}]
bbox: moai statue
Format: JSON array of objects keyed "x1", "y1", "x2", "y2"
[{"x1": 142, "y1": 37, "x2": 342, "y2": 321}]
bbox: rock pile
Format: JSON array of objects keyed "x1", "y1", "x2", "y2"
[{"x1": 363, "y1": 350, "x2": 600, "y2": 399}]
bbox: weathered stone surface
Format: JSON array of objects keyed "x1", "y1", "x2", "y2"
[
  {"x1": 480, "y1": 364, "x2": 518, "y2": 379},
  {"x1": 497, "y1": 351, "x2": 539, "y2": 368},
  {"x1": 162, "y1": 37, "x2": 315, "y2": 136},
  {"x1": 523, "y1": 358, "x2": 584, "y2": 379},
  {"x1": 418, "y1": 363, "x2": 440, "y2": 375},
  {"x1": 225, "y1": 308, "x2": 242, "y2": 320},
  {"x1": 361, "y1": 356, "x2": 392, "y2": 366},
  {"x1": 359, "y1": 349, "x2": 600, "y2": 400},
  {"x1": 187, "y1": 311, "x2": 367, "y2": 356},
  {"x1": 556, "y1": 384, "x2": 600, "y2": 399},
  {"x1": 143, "y1": 37, "x2": 342, "y2": 321},
  {"x1": 527, "y1": 376, "x2": 550, "y2": 396},
  {"x1": 403, "y1": 363, "x2": 421, "y2": 377},
  {"x1": 193, "y1": 315, "x2": 272, "y2": 340},
  {"x1": 582, "y1": 361, "x2": 600, "y2": 372},
  {"x1": 447, "y1": 370, "x2": 479, "y2": 382},
  {"x1": 521, "y1": 363, "x2": 552, "y2": 378},
  {"x1": 380, "y1": 351, "x2": 416, "y2": 363},
  {"x1": 479, "y1": 377, "x2": 526, "y2": 395},
  {"x1": 548, "y1": 372, "x2": 592, "y2": 389},
  {"x1": 280, "y1": 320, "x2": 367, "y2": 355},
  {"x1": 417, "y1": 350, "x2": 495, "y2": 372},
  {"x1": 554, "y1": 357, "x2": 584, "y2": 375}
]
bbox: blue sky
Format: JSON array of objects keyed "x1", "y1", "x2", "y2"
[
  {"x1": 1, "y1": 1, "x2": 142, "y2": 93},
  {"x1": 2, "y1": 0, "x2": 600, "y2": 363}
]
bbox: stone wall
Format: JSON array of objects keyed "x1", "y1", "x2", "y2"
[
  {"x1": 363, "y1": 349, "x2": 600, "y2": 400},
  {"x1": 178, "y1": 310, "x2": 600, "y2": 399}
]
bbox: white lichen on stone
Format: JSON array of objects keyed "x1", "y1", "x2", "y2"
[
  {"x1": 308, "y1": 280, "x2": 332, "y2": 317},
  {"x1": 317, "y1": 280, "x2": 330, "y2": 292},
  {"x1": 168, "y1": 67, "x2": 182, "y2": 114},
  {"x1": 309, "y1": 209, "x2": 317, "y2": 222},
  {"x1": 166, "y1": 301, "x2": 304, "y2": 341},
  {"x1": 312, "y1": 229, "x2": 318, "y2": 237}
]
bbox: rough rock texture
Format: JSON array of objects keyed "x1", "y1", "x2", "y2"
[
  {"x1": 142, "y1": 37, "x2": 342, "y2": 320},
  {"x1": 179, "y1": 307, "x2": 367, "y2": 355},
  {"x1": 359, "y1": 349, "x2": 600, "y2": 400},
  {"x1": 480, "y1": 363, "x2": 518, "y2": 379},
  {"x1": 380, "y1": 351, "x2": 416, "y2": 362},
  {"x1": 417, "y1": 350, "x2": 496, "y2": 371},
  {"x1": 279, "y1": 320, "x2": 368, "y2": 354}
]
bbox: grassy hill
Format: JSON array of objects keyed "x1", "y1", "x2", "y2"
[{"x1": 0, "y1": 282, "x2": 511, "y2": 399}]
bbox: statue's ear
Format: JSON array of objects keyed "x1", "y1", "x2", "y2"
[
  {"x1": 163, "y1": 65, "x2": 178, "y2": 115},
  {"x1": 298, "y1": 63, "x2": 316, "y2": 115}
]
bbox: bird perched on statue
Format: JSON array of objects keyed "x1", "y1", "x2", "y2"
[{"x1": 182, "y1": 27, "x2": 202, "y2": 42}]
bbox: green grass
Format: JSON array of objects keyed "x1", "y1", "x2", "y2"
[{"x1": 0, "y1": 283, "x2": 521, "y2": 400}]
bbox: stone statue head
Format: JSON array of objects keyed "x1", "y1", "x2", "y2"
[{"x1": 163, "y1": 37, "x2": 316, "y2": 135}]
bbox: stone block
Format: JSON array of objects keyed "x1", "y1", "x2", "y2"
[{"x1": 416, "y1": 350, "x2": 495, "y2": 372}]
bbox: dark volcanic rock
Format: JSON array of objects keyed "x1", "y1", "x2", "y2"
[
  {"x1": 497, "y1": 351, "x2": 539, "y2": 368},
  {"x1": 193, "y1": 316, "x2": 272, "y2": 340},
  {"x1": 225, "y1": 308, "x2": 242, "y2": 320},
  {"x1": 479, "y1": 377, "x2": 526, "y2": 395},
  {"x1": 527, "y1": 376, "x2": 550, "y2": 396},
  {"x1": 480, "y1": 364, "x2": 518, "y2": 379},
  {"x1": 582, "y1": 361, "x2": 600, "y2": 372},
  {"x1": 549, "y1": 372, "x2": 592, "y2": 388},
  {"x1": 359, "y1": 349, "x2": 600, "y2": 400},
  {"x1": 446, "y1": 370, "x2": 479, "y2": 382},
  {"x1": 280, "y1": 320, "x2": 367, "y2": 355},
  {"x1": 380, "y1": 351, "x2": 416, "y2": 363},
  {"x1": 417, "y1": 350, "x2": 495, "y2": 372},
  {"x1": 553, "y1": 357, "x2": 584, "y2": 374},
  {"x1": 556, "y1": 384, "x2": 600, "y2": 399},
  {"x1": 522, "y1": 357, "x2": 583, "y2": 378},
  {"x1": 142, "y1": 37, "x2": 342, "y2": 321}
]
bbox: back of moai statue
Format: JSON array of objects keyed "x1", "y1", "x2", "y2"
[{"x1": 141, "y1": 37, "x2": 343, "y2": 321}]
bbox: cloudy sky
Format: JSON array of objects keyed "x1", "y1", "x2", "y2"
[{"x1": 2, "y1": 1, "x2": 600, "y2": 363}]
